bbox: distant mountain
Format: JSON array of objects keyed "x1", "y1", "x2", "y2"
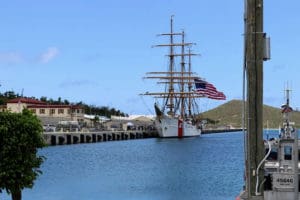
[{"x1": 200, "y1": 99, "x2": 300, "y2": 128}]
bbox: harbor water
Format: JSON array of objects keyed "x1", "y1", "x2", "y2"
[{"x1": 1, "y1": 131, "x2": 251, "y2": 200}]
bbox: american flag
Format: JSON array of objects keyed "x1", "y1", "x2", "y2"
[
  {"x1": 194, "y1": 78, "x2": 226, "y2": 100},
  {"x1": 281, "y1": 104, "x2": 293, "y2": 113}
]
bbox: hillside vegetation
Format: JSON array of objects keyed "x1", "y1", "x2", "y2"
[{"x1": 201, "y1": 99, "x2": 300, "y2": 128}]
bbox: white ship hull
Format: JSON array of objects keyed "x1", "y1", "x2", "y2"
[{"x1": 155, "y1": 116, "x2": 201, "y2": 138}]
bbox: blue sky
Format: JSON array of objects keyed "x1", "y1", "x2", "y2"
[{"x1": 0, "y1": 0, "x2": 300, "y2": 114}]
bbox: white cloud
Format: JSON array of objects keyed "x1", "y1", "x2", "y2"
[
  {"x1": 0, "y1": 47, "x2": 60, "y2": 65},
  {"x1": 38, "y1": 47, "x2": 59, "y2": 64},
  {"x1": 0, "y1": 52, "x2": 23, "y2": 64}
]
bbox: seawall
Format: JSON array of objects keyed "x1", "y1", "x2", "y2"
[{"x1": 43, "y1": 130, "x2": 158, "y2": 146}]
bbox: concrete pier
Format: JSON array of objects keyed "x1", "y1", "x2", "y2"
[{"x1": 43, "y1": 130, "x2": 158, "y2": 146}]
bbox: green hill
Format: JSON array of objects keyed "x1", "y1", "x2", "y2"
[{"x1": 200, "y1": 99, "x2": 300, "y2": 129}]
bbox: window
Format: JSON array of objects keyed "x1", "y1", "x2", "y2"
[
  {"x1": 30, "y1": 109, "x2": 36, "y2": 114},
  {"x1": 39, "y1": 109, "x2": 45, "y2": 114},
  {"x1": 58, "y1": 109, "x2": 64, "y2": 114},
  {"x1": 284, "y1": 146, "x2": 292, "y2": 160},
  {"x1": 266, "y1": 147, "x2": 278, "y2": 161},
  {"x1": 50, "y1": 109, "x2": 55, "y2": 115}
]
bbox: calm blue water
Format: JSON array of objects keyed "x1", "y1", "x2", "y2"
[{"x1": 1, "y1": 131, "x2": 249, "y2": 200}]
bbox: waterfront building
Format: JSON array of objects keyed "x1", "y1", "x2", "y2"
[{"x1": 5, "y1": 97, "x2": 84, "y2": 125}]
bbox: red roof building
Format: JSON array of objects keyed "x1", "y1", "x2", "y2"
[
  {"x1": 6, "y1": 97, "x2": 84, "y2": 123},
  {"x1": 7, "y1": 97, "x2": 46, "y2": 105}
]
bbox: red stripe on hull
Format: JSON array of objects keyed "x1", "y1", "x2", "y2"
[{"x1": 178, "y1": 119, "x2": 183, "y2": 138}]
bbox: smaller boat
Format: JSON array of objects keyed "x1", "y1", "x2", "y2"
[
  {"x1": 238, "y1": 89, "x2": 300, "y2": 199},
  {"x1": 263, "y1": 89, "x2": 299, "y2": 199}
]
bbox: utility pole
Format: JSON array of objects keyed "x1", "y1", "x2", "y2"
[{"x1": 245, "y1": 0, "x2": 265, "y2": 199}]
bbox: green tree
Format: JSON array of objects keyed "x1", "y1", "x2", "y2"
[
  {"x1": 93, "y1": 115, "x2": 100, "y2": 127},
  {"x1": 0, "y1": 109, "x2": 45, "y2": 200},
  {"x1": 63, "y1": 99, "x2": 70, "y2": 105},
  {"x1": 57, "y1": 97, "x2": 62, "y2": 104},
  {"x1": 3, "y1": 91, "x2": 17, "y2": 99},
  {"x1": 40, "y1": 96, "x2": 47, "y2": 102}
]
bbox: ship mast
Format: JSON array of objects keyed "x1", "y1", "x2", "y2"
[
  {"x1": 188, "y1": 48, "x2": 192, "y2": 117},
  {"x1": 143, "y1": 16, "x2": 203, "y2": 117},
  {"x1": 154, "y1": 16, "x2": 188, "y2": 117},
  {"x1": 180, "y1": 30, "x2": 185, "y2": 118},
  {"x1": 284, "y1": 89, "x2": 291, "y2": 123},
  {"x1": 169, "y1": 16, "x2": 175, "y2": 116}
]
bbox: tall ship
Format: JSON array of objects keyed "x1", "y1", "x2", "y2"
[{"x1": 142, "y1": 16, "x2": 225, "y2": 138}]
